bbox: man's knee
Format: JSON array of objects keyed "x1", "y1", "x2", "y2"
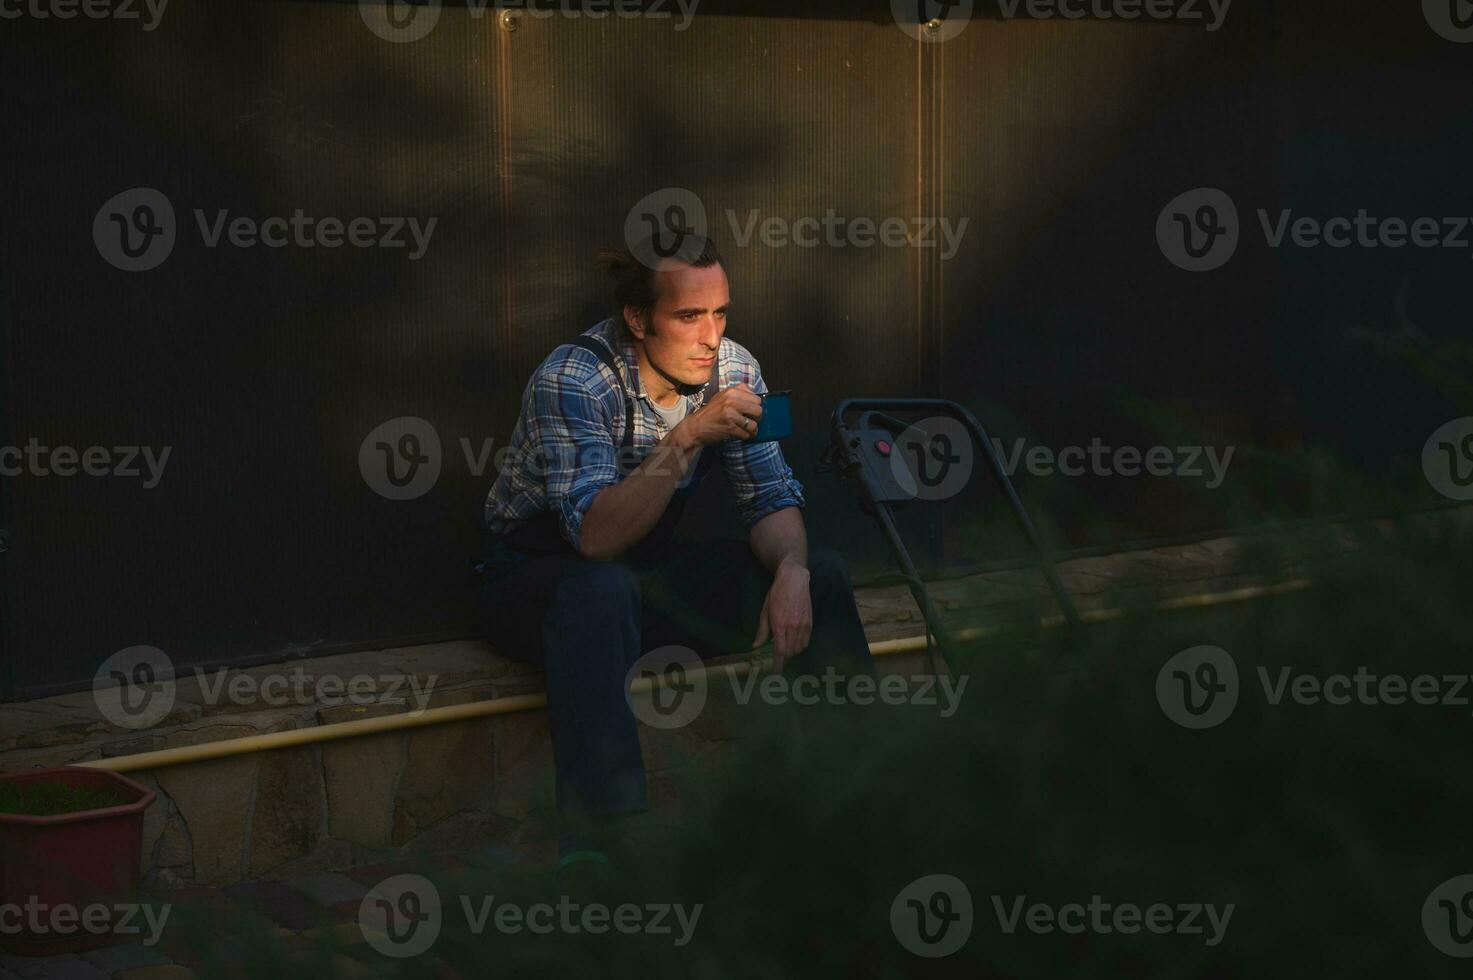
[
  {"x1": 807, "y1": 545, "x2": 853, "y2": 591},
  {"x1": 552, "y1": 559, "x2": 641, "y2": 614}
]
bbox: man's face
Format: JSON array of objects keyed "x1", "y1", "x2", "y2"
[{"x1": 627, "y1": 261, "x2": 730, "y2": 391}]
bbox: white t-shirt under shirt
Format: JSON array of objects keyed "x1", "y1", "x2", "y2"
[{"x1": 648, "y1": 395, "x2": 696, "y2": 488}]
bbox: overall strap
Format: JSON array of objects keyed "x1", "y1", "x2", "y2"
[
  {"x1": 568, "y1": 336, "x2": 635, "y2": 448},
  {"x1": 568, "y1": 334, "x2": 721, "y2": 446},
  {"x1": 674, "y1": 361, "x2": 722, "y2": 490}
]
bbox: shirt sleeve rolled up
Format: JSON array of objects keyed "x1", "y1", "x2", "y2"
[{"x1": 721, "y1": 358, "x2": 806, "y2": 528}]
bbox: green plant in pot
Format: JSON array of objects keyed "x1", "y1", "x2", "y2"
[{"x1": 0, "y1": 766, "x2": 156, "y2": 957}]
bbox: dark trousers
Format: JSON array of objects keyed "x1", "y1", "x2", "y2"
[{"x1": 476, "y1": 536, "x2": 875, "y2": 818}]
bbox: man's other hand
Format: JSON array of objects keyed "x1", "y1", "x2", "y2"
[{"x1": 752, "y1": 556, "x2": 813, "y2": 673}]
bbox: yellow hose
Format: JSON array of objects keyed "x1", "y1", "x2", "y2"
[{"x1": 75, "y1": 579, "x2": 1309, "y2": 774}]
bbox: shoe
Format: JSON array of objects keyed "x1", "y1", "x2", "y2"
[{"x1": 554, "y1": 847, "x2": 614, "y2": 895}]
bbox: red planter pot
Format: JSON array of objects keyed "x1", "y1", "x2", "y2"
[{"x1": 0, "y1": 767, "x2": 156, "y2": 957}]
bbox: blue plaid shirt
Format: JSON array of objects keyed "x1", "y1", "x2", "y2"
[{"x1": 483, "y1": 318, "x2": 805, "y2": 553}]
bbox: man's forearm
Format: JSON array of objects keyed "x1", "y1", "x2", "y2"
[
  {"x1": 577, "y1": 436, "x2": 700, "y2": 560},
  {"x1": 749, "y1": 505, "x2": 808, "y2": 573}
]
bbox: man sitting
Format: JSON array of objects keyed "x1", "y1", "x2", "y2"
[{"x1": 476, "y1": 234, "x2": 875, "y2": 870}]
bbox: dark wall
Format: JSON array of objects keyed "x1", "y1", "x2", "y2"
[
  {"x1": 933, "y1": 4, "x2": 1473, "y2": 555},
  {"x1": 2, "y1": 0, "x2": 1469, "y2": 697}
]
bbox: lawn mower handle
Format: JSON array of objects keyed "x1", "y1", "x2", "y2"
[{"x1": 829, "y1": 397, "x2": 1082, "y2": 632}]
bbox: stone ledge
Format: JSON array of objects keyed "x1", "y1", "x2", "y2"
[
  {"x1": 2, "y1": 521, "x2": 1368, "y2": 767},
  {"x1": 2, "y1": 514, "x2": 1435, "y2": 888}
]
